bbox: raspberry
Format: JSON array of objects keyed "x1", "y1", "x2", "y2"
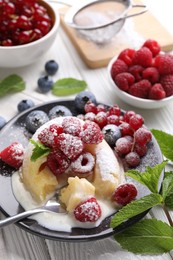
[
  {"x1": 125, "y1": 151, "x2": 140, "y2": 167},
  {"x1": 74, "y1": 197, "x2": 101, "y2": 222},
  {"x1": 46, "y1": 149, "x2": 70, "y2": 176},
  {"x1": 154, "y1": 54, "x2": 173, "y2": 75},
  {"x1": 142, "y1": 67, "x2": 159, "y2": 84},
  {"x1": 123, "y1": 110, "x2": 136, "y2": 123},
  {"x1": 111, "y1": 59, "x2": 128, "y2": 79},
  {"x1": 118, "y1": 48, "x2": 136, "y2": 66},
  {"x1": 143, "y1": 39, "x2": 161, "y2": 57},
  {"x1": 149, "y1": 83, "x2": 166, "y2": 100},
  {"x1": 55, "y1": 133, "x2": 84, "y2": 160},
  {"x1": 134, "y1": 128, "x2": 152, "y2": 146},
  {"x1": 62, "y1": 117, "x2": 82, "y2": 136},
  {"x1": 80, "y1": 121, "x2": 104, "y2": 144},
  {"x1": 129, "y1": 114, "x2": 144, "y2": 131},
  {"x1": 112, "y1": 183, "x2": 137, "y2": 205},
  {"x1": 129, "y1": 79, "x2": 151, "y2": 98},
  {"x1": 94, "y1": 111, "x2": 107, "y2": 129},
  {"x1": 114, "y1": 72, "x2": 135, "y2": 91},
  {"x1": 0, "y1": 142, "x2": 24, "y2": 169},
  {"x1": 107, "y1": 115, "x2": 120, "y2": 125},
  {"x1": 115, "y1": 137, "x2": 133, "y2": 155},
  {"x1": 71, "y1": 152, "x2": 95, "y2": 174},
  {"x1": 38, "y1": 124, "x2": 63, "y2": 147},
  {"x1": 84, "y1": 101, "x2": 97, "y2": 114},
  {"x1": 160, "y1": 74, "x2": 173, "y2": 97},
  {"x1": 132, "y1": 47, "x2": 153, "y2": 67},
  {"x1": 128, "y1": 65, "x2": 144, "y2": 81}
]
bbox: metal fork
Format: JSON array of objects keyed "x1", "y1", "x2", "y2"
[{"x1": 0, "y1": 196, "x2": 66, "y2": 228}]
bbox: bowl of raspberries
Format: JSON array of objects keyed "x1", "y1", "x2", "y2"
[
  {"x1": 0, "y1": 0, "x2": 60, "y2": 68},
  {"x1": 108, "y1": 39, "x2": 173, "y2": 109}
]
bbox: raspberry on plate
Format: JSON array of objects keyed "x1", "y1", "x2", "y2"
[
  {"x1": 129, "y1": 79, "x2": 151, "y2": 98},
  {"x1": 62, "y1": 117, "x2": 82, "y2": 136},
  {"x1": 38, "y1": 124, "x2": 63, "y2": 147},
  {"x1": 160, "y1": 74, "x2": 173, "y2": 97},
  {"x1": 132, "y1": 47, "x2": 153, "y2": 67},
  {"x1": 80, "y1": 121, "x2": 104, "y2": 144},
  {"x1": 112, "y1": 183, "x2": 137, "y2": 205},
  {"x1": 0, "y1": 142, "x2": 24, "y2": 169},
  {"x1": 149, "y1": 83, "x2": 166, "y2": 100},
  {"x1": 74, "y1": 197, "x2": 101, "y2": 222},
  {"x1": 55, "y1": 133, "x2": 84, "y2": 160}
]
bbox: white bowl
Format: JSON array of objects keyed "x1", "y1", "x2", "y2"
[
  {"x1": 0, "y1": 1, "x2": 60, "y2": 68},
  {"x1": 107, "y1": 56, "x2": 173, "y2": 109}
]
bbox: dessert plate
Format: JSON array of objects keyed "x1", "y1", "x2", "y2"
[{"x1": 0, "y1": 100, "x2": 163, "y2": 241}]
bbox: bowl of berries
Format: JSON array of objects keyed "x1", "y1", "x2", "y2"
[
  {"x1": 108, "y1": 39, "x2": 173, "y2": 109},
  {"x1": 0, "y1": 0, "x2": 60, "y2": 68}
]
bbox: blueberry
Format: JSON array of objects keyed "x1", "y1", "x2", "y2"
[
  {"x1": 74, "y1": 91, "x2": 97, "y2": 113},
  {"x1": 17, "y1": 99, "x2": 35, "y2": 112},
  {"x1": 102, "y1": 124, "x2": 122, "y2": 147},
  {"x1": 45, "y1": 60, "x2": 59, "y2": 75},
  {"x1": 37, "y1": 76, "x2": 54, "y2": 93},
  {"x1": 48, "y1": 105, "x2": 72, "y2": 119},
  {"x1": 25, "y1": 110, "x2": 49, "y2": 133},
  {"x1": 0, "y1": 116, "x2": 6, "y2": 130}
]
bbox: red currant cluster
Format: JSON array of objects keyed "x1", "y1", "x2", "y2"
[
  {"x1": 78, "y1": 101, "x2": 152, "y2": 168},
  {"x1": 0, "y1": 0, "x2": 53, "y2": 46}
]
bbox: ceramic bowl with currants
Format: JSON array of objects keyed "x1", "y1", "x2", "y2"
[{"x1": 0, "y1": 0, "x2": 60, "y2": 68}]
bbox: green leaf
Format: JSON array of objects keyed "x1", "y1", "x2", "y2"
[
  {"x1": 110, "y1": 193, "x2": 163, "y2": 228},
  {"x1": 30, "y1": 139, "x2": 51, "y2": 162},
  {"x1": 52, "y1": 78, "x2": 87, "y2": 96},
  {"x1": 151, "y1": 129, "x2": 173, "y2": 162},
  {"x1": 126, "y1": 161, "x2": 167, "y2": 194},
  {"x1": 114, "y1": 219, "x2": 173, "y2": 254},
  {"x1": 162, "y1": 171, "x2": 173, "y2": 209},
  {"x1": 0, "y1": 74, "x2": 25, "y2": 97}
]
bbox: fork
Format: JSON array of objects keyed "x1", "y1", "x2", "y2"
[{"x1": 0, "y1": 195, "x2": 67, "y2": 228}]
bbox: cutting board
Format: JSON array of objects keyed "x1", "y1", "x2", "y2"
[{"x1": 60, "y1": 0, "x2": 173, "y2": 68}]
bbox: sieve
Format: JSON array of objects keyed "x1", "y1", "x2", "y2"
[{"x1": 62, "y1": 0, "x2": 147, "y2": 44}]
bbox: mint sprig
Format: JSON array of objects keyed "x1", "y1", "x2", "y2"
[
  {"x1": 30, "y1": 139, "x2": 50, "y2": 161},
  {"x1": 0, "y1": 74, "x2": 25, "y2": 97},
  {"x1": 52, "y1": 78, "x2": 87, "y2": 96},
  {"x1": 111, "y1": 129, "x2": 173, "y2": 254}
]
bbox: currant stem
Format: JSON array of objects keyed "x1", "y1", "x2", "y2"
[{"x1": 162, "y1": 204, "x2": 173, "y2": 227}]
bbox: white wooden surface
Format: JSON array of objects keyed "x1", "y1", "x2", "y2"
[{"x1": 0, "y1": 0, "x2": 173, "y2": 259}]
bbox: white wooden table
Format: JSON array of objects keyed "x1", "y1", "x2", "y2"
[{"x1": 0, "y1": 1, "x2": 173, "y2": 259}]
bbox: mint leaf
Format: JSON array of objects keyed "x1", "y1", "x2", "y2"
[
  {"x1": 162, "y1": 171, "x2": 173, "y2": 209},
  {"x1": 126, "y1": 161, "x2": 167, "y2": 193},
  {"x1": 0, "y1": 74, "x2": 25, "y2": 97},
  {"x1": 30, "y1": 139, "x2": 51, "y2": 161},
  {"x1": 110, "y1": 193, "x2": 163, "y2": 228},
  {"x1": 151, "y1": 129, "x2": 173, "y2": 162},
  {"x1": 52, "y1": 78, "x2": 87, "y2": 96},
  {"x1": 114, "y1": 219, "x2": 173, "y2": 254}
]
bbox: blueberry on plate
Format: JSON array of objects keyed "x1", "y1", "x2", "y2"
[
  {"x1": 17, "y1": 99, "x2": 35, "y2": 112},
  {"x1": 102, "y1": 124, "x2": 122, "y2": 147},
  {"x1": 37, "y1": 76, "x2": 54, "y2": 93},
  {"x1": 25, "y1": 110, "x2": 49, "y2": 133},
  {"x1": 45, "y1": 60, "x2": 59, "y2": 75},
  {"x1": 0, "y1": 116, "x2": 6, "y2": 130},
  {"x1": 74, "y1": 91, "x2": 97, "y2": 113},
  {"x1": 48, "y1": 105, "x2": 72, "y2": 119}
]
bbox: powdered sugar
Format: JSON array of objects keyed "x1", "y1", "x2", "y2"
[{"x1": 71, "y1": 152, "x2": 95, "y2": 174}]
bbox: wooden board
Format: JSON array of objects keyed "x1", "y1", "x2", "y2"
[{"x1": 60, "y1": 0, "x2": 173, "y2": 68}]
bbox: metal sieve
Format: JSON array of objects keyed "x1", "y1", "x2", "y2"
[{"x1": 63, "y1": 0, "x2": 147, "y2": 44}]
